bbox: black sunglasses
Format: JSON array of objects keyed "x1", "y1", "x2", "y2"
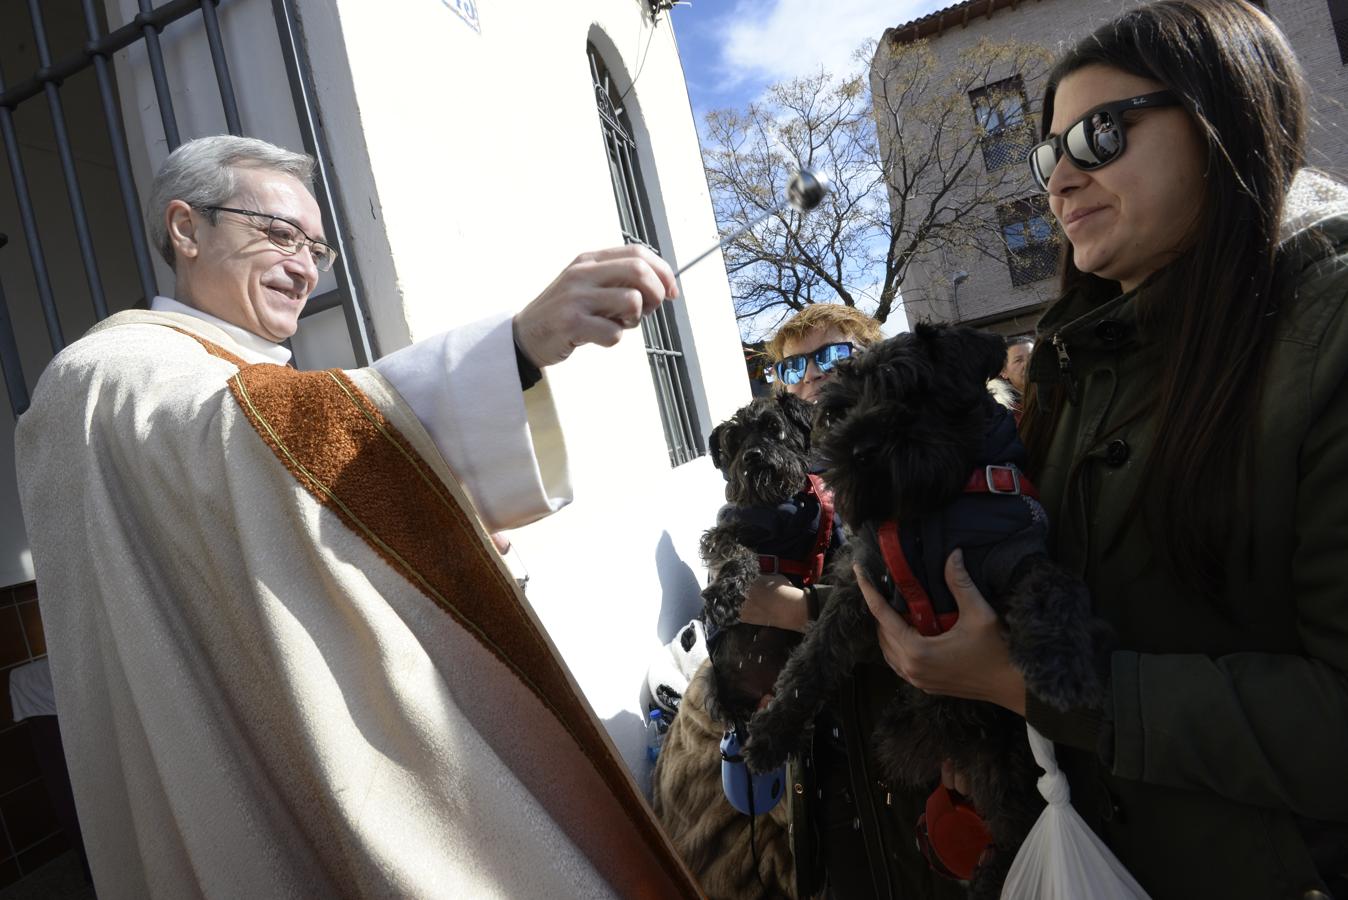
[
  {"x1": 1028, "y1": 91, "x2": 1179, "y2": 191},
  {"x1": 772, "y1": 342, "x2": 854, "y2": 385}
]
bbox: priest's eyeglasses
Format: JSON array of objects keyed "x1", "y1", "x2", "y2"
[{"x1": 198, "y1": 206, "x2": 338, "y2": 272}]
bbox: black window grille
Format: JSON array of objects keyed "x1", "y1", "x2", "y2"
[
  {"x1": 970, "y1": 76, "x2": 1035, "y2": 172},
  {"x1": 1331, "y1": 0, "x2": 1348, "y2": 64},
  {"x1": 0, "y1": 0, "x2": 373, "y2": 420},
  {"x1": 588, "y1": 43, "x2": 703, "y2": 467},
  {"x1": 998, "y1": 196, "x2": 1059, "y2": 286}
]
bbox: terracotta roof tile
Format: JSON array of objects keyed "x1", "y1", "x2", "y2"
[{"x1": 884, "y1": 0, "x2": 1038, "y2": 46}]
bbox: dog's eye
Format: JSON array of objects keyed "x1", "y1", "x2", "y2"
[{"x1": 852, "y1": 442, "x2": 879, "y2": 468}]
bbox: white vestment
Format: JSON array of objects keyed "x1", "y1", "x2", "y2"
[{"x1": 15, "y1": 310, "x2": 697, "y2": 899}]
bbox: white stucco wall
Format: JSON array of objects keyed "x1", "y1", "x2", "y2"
[{"x1": 314, "y1": 0, "x2": 748, "y2": 785}]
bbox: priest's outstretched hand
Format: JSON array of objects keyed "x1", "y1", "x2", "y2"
[{"x1": 511, "y1": 244, "x2": 678, "y2": 368}]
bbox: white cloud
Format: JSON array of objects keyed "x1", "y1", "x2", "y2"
[{"x1": 718, "y1": 0, "x2": 946, "y2": 84}]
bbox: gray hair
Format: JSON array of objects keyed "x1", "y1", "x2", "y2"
[{"x1": 147, "y1": 135, "x2": 315, "y2": 267}]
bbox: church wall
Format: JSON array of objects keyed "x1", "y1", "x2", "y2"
[{"x1": 320, "y1": 0, "x2": 749, "y2": 788}]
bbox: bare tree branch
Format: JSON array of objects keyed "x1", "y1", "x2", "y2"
[{"x1": 701, "y1": 38, "x2": 1052, "y2": 338}]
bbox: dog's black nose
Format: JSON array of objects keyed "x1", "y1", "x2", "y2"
[{"x1": 743, "y1": 448, "x2": 764, "y2": 465}]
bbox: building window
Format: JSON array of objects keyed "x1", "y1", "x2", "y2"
[
  {"x1": 1331, "y1": 0, "x2": 1348, "y2": 64},
  {"x1": 969, "y1": 76, "x2": 1035, "y2": 171},
  {"x1": 998, "y1": 197, "x2": 1058, "y2": 286},
  {"x1": 588, "y1": 43, "x2": 704, "y2": 467}
]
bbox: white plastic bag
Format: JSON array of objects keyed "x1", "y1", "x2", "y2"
[{"x1": 1001, "y1": 723, "x2": 1151, "y2": 900}]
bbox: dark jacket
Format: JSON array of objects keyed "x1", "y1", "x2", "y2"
[
  {"x1": 789, "y1": 662, "x2": 970, "y2": 900},
  {"x1": 788, "y1": 404, "x2": 1040, "y2": 899},
  {"x1": 1025, "y1": 175, "x2": 1348, "y2": 900}
]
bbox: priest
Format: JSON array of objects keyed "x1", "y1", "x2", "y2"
[{"x1": 16, "y1": 135, "x2": 699, "y2": 898}]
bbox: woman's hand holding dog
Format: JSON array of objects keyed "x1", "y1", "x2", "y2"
[
  {"x1": 855, "y1": 549, "x2": 1027, "y2": 716},
  {"x1": 737, "y1": 575, "x2": 811, "y2": 633}
]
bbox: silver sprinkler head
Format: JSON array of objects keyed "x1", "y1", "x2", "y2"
[
  {"x1": 672, "y1": 167, "x2": 834, "y2": 279},
  {"x1": 786, "y1": 168, "x2": 831, "y2": 213}
]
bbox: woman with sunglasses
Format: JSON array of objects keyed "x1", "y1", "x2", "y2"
[
  {"x1": 859, "y1": 2, "x2": 1348, "y2": 897},
  {"x1": 766, "y1": 304, "x2": 878, "y2": 403}
]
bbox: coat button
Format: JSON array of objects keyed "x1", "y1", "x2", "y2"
[
  {"x1": 1098, "y1": 779, "x2": 1125, "y2": 823},
  {"x1": 1095, "y1": 319, "x2": 1126, "y2": 344},
  {"x1": 1105, "y1": 439, "x2": 1130, "y2": 467}
]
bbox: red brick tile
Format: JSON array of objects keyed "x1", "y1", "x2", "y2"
[
  {"x1": 0, "y1": 607, "x2": 28, "y2": 669},
  {"x1": 17, "y1": 604, "x2": 43, "y2": 659},
  {"x1": 0, "y1": 724, "x2": 40, "y2": 796},
  {"x1": 1, "y1": 777, "x2": 60, "y2": 850}
]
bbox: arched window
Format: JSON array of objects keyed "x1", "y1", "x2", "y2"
[{"x1": 588, "y1": 42, "x2": 703, "y2": 467}]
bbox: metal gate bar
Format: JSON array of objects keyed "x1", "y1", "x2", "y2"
[
  {"x1": 137, "y1": 0, "x2": 183, "y2": 150},
  {"x1": 27, "y1": 0, "x2": 109, "y2": 320},
  {"x1": 0, "y1": 0, "x2": 202, "y2": 111},
  {"x1": 0, "y1": 0, "x2": 376, "y2": 418},
  {"x1": 0, "y1": 86, "x2": 62, "y2": 354},
  {"x1": 273, "y1": 0, "x2": 374, "y2": 364},
  {"x1": 0, "y1": 237, "x2": 30, "y2": 416},
  {"x1": 589, "y1": 42, "x2": 703, "y2": 466},
  {"x1": 199, "y1": 0, "x2": 243, "y2": 135},
  {"x1": 0, "y1": 0, "x2": 214, "y2": 363},
  {"x1": 82, "y1": 0, "x2": 159, "y2": 306}
]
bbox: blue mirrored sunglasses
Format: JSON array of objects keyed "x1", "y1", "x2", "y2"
[{"x1": 773, "y1": 342, "x2": 855, "y2": 385}]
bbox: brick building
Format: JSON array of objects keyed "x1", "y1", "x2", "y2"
[{"x1": 872, "y1": 0, "x2": 1348, "y2": 335}]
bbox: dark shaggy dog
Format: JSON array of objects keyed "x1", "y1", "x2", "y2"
[
  {"x1": 741, "y1": 323, "x2": 1109, "y2": 897},
  {"x1": 698, "y1": 392, "x2": 841, "y2": 725},
  {"x1": 648, "y1": 393, "x2": 830, "y2": 899}
]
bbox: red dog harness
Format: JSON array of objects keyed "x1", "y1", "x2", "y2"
[
  {"x1": 916, "y1": 784, "x2": 995, "y2": 881},
  {"x1": 876, "y1": 464, "x2": 1039, "y2": 636},
  {"x1": 758, "y1": 474, "x2": 835, "y2": 586}
]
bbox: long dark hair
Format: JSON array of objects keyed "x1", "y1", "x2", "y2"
[{"x1": 1020, "y1": 0, "x2": 1308, "y2": 599}]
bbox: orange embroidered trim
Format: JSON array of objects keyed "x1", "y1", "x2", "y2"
[{"x1": 152, "y1": 327, "x2": 697, "y2": 898}]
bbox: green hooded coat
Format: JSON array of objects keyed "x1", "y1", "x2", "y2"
[{"x1": 1025, "y1": 170, "x2": 1348, "y2": 900}]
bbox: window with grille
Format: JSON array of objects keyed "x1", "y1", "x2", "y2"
[
  {"x1": 970, "y1": 76, "x2": 1035, "y2": 171},
  {"x1": 0, "y1": 0, "x2": 371, "y2": 421},
  {"x1": 1331, "y1": 0, "x2": 1348, "y2": 64},
  {"x1": 588, "y1": 43, "x2": 703, "y2": 467},
  {"x1": 998, "y1": 197, "x2": 1058, "y2": 286}
]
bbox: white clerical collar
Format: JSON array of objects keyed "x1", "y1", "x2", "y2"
[{"x1": 150, "y1": 296, "x2": 293, "y2": 366}]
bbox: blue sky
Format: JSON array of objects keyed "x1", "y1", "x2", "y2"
[
  {"x1": 669, "y1": 0, "x2": 953, "y2": 122},
  {"x1": 666, "y1": 0, "x2": 951, "y2": 338}
]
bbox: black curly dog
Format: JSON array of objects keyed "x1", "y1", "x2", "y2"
[
  {"x1": 698, "y1": 392, "x2": 842, "y2": 726},
  {"x1": 741, "y1": 323, "x2": 1110, "y2": 896}
]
